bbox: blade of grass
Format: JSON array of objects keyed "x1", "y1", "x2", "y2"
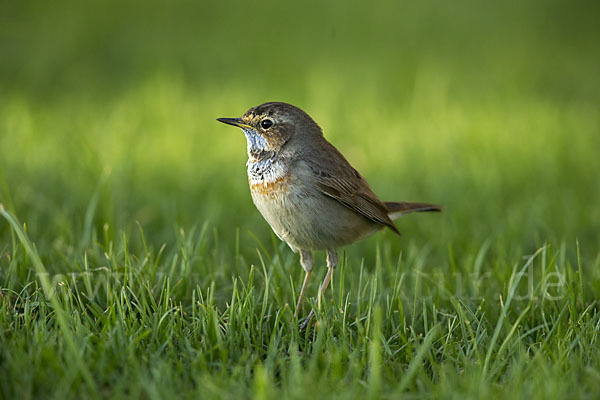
[
  {"x1": 1, "y1": 204, "x2": 98, "y2": 394},
  {"x1": 481, "y1": 246, "x2": 545, "y2": 380},
  {"x1": 397, "y1": 323, "x2": 441, "y2": 392}
]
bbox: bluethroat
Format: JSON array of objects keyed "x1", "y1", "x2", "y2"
[{"x1": 217, "y1": 102, "x2": 441, "y2": 328}]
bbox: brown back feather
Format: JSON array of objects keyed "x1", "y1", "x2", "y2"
[{"x1": 302, "y1": 140, "x2": 401, "y2": 235}]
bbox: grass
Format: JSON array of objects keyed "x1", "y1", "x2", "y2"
[{"x1": 1, "y1": 0, "x2": 600, "y2": 398}]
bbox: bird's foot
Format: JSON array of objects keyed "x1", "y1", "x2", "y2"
[{"x1": 299, "y1": 309, "x2": 315, "y2": 331}]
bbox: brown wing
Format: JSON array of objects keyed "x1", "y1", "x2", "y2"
[{"x1": 301, "y1": 141, "x2": 401, "y2": 235}]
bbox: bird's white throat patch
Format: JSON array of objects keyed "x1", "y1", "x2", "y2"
[{"x1": 247, "y1": 158, "x2": 287, "y2": 186}]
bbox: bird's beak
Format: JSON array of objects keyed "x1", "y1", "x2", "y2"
[{"x1": 216, "y1": 117, "x2": 250, "y2": 129}]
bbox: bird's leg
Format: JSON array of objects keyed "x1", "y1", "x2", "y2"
[
  {"x1": 300, "y1": 249, "x2": 338, "y2": 330},
  {"x1": 296, "y1": 250, "x2": 314, "y2": 317},
  {"x1": 317, "y1": 250, "x2": 338, "y2": 306}
]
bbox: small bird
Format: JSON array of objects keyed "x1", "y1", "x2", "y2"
[{"x1": 217, "y1": 102, "x2": 440, "y2": 328}]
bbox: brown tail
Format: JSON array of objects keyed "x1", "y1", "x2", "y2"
[{"x1": 384, "y1": 201, "x2": 442, "y2": 220}]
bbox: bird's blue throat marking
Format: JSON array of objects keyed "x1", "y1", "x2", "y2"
[
  {"x1": 241, "y1": 127, "x2": 287, "y2": 185},
  {"x1": 242, "y1": 128, "x2": 269, "y2": 154}
]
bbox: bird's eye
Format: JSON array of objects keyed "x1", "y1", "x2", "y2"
[{"x1": 261, "y1": 119, "x2": 274, "y2": 129}]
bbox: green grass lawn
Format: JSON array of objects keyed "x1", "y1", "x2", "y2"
[{"x1": 1, "y1": 0, "x2": 600, "y2": 398}]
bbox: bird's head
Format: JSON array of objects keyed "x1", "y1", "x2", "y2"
[{"x1": 217, "y1": 102, "x2": 322, "y2": 158}]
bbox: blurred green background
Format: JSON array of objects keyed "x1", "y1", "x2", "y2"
[{"x1": 1, "y1": 0, "x2": 599, "y2": 274}]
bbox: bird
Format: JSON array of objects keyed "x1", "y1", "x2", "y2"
[{"x1": 217, "y1": 102, "x2": 441, "y2": 328}]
